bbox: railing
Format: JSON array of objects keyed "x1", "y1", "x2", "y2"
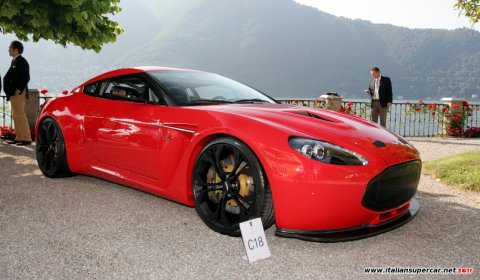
[
  {"x1": 277, "y1": 99, "x2": 479, "y2": 137},
  {"x1": 1, "y1": 94, "x2": 51, "y2": 128},
  {"x1": 1, "y1": 94, "x2": 479, "y2": 137}
]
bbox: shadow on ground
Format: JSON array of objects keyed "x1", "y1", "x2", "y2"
[{"x1": 1, "y1": 142, "x2": 478, "y2": 279}]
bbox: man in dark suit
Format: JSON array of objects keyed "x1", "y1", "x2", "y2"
[
  {"x1": 3, "y1": 40, "x2": 32, "y2": 145},
  {"x1": 366, "y1": 67, "x2": 392, "y2": 127}
]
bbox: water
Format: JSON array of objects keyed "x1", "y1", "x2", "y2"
[{"x1": 2, "y1": 95, "x2": 479, "y2": 137}]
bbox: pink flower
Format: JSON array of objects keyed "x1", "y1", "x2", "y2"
[{"x1": 418, "y1": 99, "x2": 423, "y2": 104}]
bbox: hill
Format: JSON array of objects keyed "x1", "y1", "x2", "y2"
[{"x1": 3, "y1": 0, "x2": 479, "y2": 100}]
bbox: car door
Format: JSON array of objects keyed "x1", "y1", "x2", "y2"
[{"x1": 83, "y1": 74, "x2": 164, "y2": 180}]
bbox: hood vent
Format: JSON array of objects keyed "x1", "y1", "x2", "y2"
[{"x1": 291, "y1": 111, "x2": 335, "y2": 122}]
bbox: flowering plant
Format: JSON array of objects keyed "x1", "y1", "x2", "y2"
[
  {"x1": 0, "y1": 126, "x2": 16, "y2": 140},
  {"x1": 284, "y1": 99, "x2": 326, "y2": 108},
  {"x1": 285, "y1": 99, "x2": 370, "y2": 117},
  {"x1": 312, "y1": 98, "x2": 326, "y2": 109},
  {"x1": 463, "y1": 127, "x2": 480, "y2": 138},
  {"x1": 340, "y1": 101, "x2": 370, "y2": 118},
  {"x1": 406, "y1": 100, "x2": 475, "y2": 137}
]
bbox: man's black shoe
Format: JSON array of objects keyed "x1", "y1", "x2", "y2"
[{"x1": 15, "y1": 141, "x2": 32, "y2": 146}]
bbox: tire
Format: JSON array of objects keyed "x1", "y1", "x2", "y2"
[
  {"x1": 36, "y1": 118, "x2": 72, "y2": 178},
  {"x1": 192, "y1": 136, "x2": 274, "y2": 236}
]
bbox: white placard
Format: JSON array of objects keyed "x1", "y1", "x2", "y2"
[{"x1": 239, "y1": 218, "x2": 271, "y2": 263}]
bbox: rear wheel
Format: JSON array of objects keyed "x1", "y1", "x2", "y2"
[
  {"x1": 36, "y1": 118, "x2": 71, "y2": 178},
  {"x1": 192, "y1": 136, "x2": 274, "y2": 236}
]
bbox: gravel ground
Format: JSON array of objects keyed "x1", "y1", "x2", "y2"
[
  {"x1": 0, "y1": 137, "x2": 479, "y2": 280},
  {"x1": 406, "y1": 137, "x2": 480, "y2": 161}
]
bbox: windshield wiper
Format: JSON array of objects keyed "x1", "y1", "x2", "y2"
[
  {"x1": 187, "y1": 99, "x2": 233, "y2": 105},
  {"x1": 233, "y1": 98, "x2": 270, "y2": 104}
]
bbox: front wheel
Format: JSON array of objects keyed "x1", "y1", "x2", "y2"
[
  {"x1": 36, "y1": 118, "x2": 72, "y2": 178},
  {"x1": 192, "y1": 136, "x2": 274, "y2": 236}
]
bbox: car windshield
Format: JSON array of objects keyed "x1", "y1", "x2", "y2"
[{"x1": 149, "y1": 71, "x2": 277, "y2": 105}]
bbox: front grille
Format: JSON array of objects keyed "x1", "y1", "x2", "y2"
[{"x1": 362, "y1": 160, "x2": 421, "y2": 211}]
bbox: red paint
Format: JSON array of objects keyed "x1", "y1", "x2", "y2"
[{"x1": 36, "y1": 67, "x2": 421, "y2": 232}]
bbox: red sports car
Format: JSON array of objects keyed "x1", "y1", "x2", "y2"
[{"x1": 36, "y1": 67, "x2": 421, "y2": 242}]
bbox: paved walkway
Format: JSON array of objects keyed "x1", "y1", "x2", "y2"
[{"x1": 0, "y1": 138, "x2": 479, "y2": 279}]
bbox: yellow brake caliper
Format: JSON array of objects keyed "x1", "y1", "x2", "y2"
[{"x1": 206, "y1": 156, "x2": 253, "y2": 214}]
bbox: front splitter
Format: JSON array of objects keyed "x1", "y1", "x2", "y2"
[{"x1": 275, "y1": 199, "x2": 420, "y2": 242}]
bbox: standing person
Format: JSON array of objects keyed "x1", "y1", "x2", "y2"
[
  {"x1": 365, "y1": 67, "x2": 392, "y2": 128},
  {"x1": 3, "y1": 40, "x2": 32, "y2": 145}
]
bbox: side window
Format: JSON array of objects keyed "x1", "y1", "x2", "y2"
[
  {"x1": 95, "y1": 75, "x2": 162, "y2": 103},
  {"x1": 148, "y1": 88, "x2": 160, "y2": 103},
  {"x1": 83, "y1": 82, "x2": 99, "y2": 95}
]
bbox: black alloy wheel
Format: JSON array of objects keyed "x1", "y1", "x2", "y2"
[
  {"x1": 36, "y1": 118, "x2": 71, "y2": 178},
  {"x1": 192, "y1": 136, "x2": 274, "y2": 236}
]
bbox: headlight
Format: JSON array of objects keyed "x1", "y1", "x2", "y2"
[{"x1": 289, "y1": 137, "x2": 368, "y2": 166}]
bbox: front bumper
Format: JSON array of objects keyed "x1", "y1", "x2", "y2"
[{"x1": 275, "y1": 199, "x2": 419, "y2": 242}]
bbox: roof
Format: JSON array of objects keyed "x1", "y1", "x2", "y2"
[{"x1": 81, "y1": 66, "x2": 197, "y2": 85}]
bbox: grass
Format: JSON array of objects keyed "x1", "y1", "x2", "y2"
[{"x1": 423, "y1": 150, "x2": 480, "y2": 192}]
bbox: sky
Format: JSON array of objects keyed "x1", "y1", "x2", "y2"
[{"x1": 294, "y1": 0, "x2": 479, "y2": 31}]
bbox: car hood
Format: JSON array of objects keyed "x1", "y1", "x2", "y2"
[{"x1": 196, "y1": 104, "x2": 420, "y2": 166}]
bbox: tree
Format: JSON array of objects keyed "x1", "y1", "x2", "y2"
[
  {"x1": 455, "y1": 0, "x2": 480, "y2": 25},
  {"x1": 0, "y1": 0, "x2": 123, "y2": 52}
]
